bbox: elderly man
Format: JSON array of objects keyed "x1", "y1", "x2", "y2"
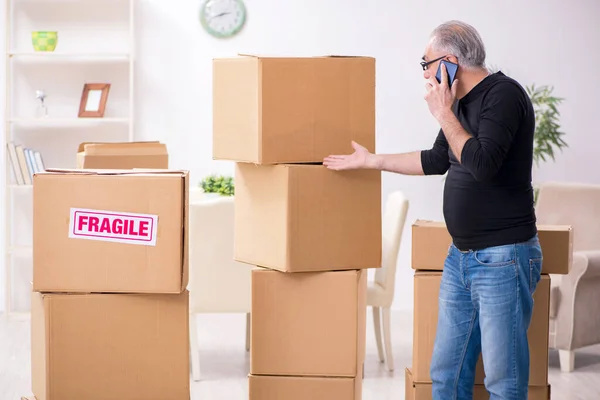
[{"x1": 324, "y1": 20, "x2": 542, "y2": 400}]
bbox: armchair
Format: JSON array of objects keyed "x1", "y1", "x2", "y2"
[{"x1": 535, "y1": 181, "x2": 600, "y2": 372}]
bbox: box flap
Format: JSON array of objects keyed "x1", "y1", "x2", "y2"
[
  {"x1": 236, "y1": 53, "x2": 373, "y2": 59},
  {"x1": 78, "y1": 142, "x2": 167, "y2": 156},
  {"x1": 413, "y1": 219, "x2": 446, "y2": 227},
  {"x1": 77, "y1": 142, "x2": 89, "y2": 152},
  {"x1": 237, "y1": 53, "x2": 306, "y2": 58},
  {"x1": 77, "y1": 141, "x2": 162, "y2": 153},
  {"x1": 536, "y1": 224, "x2": 573, "y2": 231},
  {"x1": 40, "y1": 168, "x2": 187, "y2": 176},
  {"x1": 319, "y1": 55, "x2": 374, "y2": 58}
]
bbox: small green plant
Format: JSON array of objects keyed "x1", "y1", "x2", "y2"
[
  {"x1": 526, "y1": 84, "x2": 567, "y2": 167},
  {"x1": 199, "y1": 174, "x2": 235, "y2": 196}
]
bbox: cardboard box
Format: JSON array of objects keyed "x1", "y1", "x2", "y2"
[
  {"x1": 405, "y1": 369, "x2": 550, "y2": 400},
  {"x1": 31, "y1": 290, "x2": 190, "y2": 400},
  {"x1": 249, "y1": 374, "x2": 362, "y2": 400},
  {"x1": 77, "y1": 141, "x2": 168, "y2": 169},
  {"x1": 235, "y1": 163, "x2": 381, "y2": 272},
  {"x1": 251, "y1": 269, "x2": 366, "y2": 377},
  {"x1": 411, "y1": 220, "x2": 573, "y2": 275},
  {"x1": 33, "y1": 169, "x2": 189, "y2": 294},
  {"x1": 412, "y1": 272, "x2": 550, "y2": 385},
  {"x1": 212, "y1": 54, "x2": 375, "y2": 164}
]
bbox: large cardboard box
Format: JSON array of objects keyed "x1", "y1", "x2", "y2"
[
  {"x1": 412, "y1": 272, "x2": 550, "y2": 386},
  {"x1": 251, "y1": 269, "x2": 366, "y2": 377},
  {"x1": 411, "y1": 220, "x2": 573, "y2": 274},
  {"x1": 33, "y1": 169, "x2": 189, "y2": 293},
  {"x1": 31, "y1": 290, "x2": 190, "y2": 400},
  {"x1": 235, "y1": 163, "x2": 381, "y2": 272},
  {"x1": 77, "y1": 141, "x2": 168, "y2": 169},
  {"x1": 249, "y1": 374, "x2": 362, "y2": 400},
  {"x1": 212, "y1": 55, "x2": 375, "y2": 164},
  {"x1": 405, "y1": 369, "x2": 550, "y2": 400}
]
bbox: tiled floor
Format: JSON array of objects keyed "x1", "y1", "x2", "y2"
[{"x1": 2, "y1": 310, "x2": 600, "y2": 399}]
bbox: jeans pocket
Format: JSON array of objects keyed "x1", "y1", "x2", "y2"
[
  {"x1": 529, "y1": 257, "x2": 543, "y2": 293},
  {"x1": 474, "y1": 244, "x2": 516, "y2": 267}
]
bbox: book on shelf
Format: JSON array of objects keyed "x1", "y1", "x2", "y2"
[{"x1": 7, "y1": 141, "x2": 46, "y2": 186}]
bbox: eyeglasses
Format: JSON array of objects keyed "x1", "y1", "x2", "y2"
[{"x1": 420, "y1": 55, "x2": 448, "y2": 71}]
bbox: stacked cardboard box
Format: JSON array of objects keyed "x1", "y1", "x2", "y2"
[
  {"x1": 212, "y1": 54, "x2": 381, "y2": 400},
  {"x1": 28, "y1": 159, "x2": 191, "y2": 399},
  {"x1": 76, "y1": 141, "x2": 169, "y2": 169},
  {"x1": 406, "y1": 220, "x2": 574, "y2": 400}
]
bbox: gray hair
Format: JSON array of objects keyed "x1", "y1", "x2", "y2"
[{"x1": 430, "y1": 21, "x2": 486, "y2": 70}]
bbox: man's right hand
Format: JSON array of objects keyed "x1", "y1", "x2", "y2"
[{"x1": 323, "y1": 141, "x2": 377, "y2": 171}]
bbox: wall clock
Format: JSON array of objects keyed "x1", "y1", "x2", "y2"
[{"x1": 200, "y1": 0, "x2": 247, "y2": 39}]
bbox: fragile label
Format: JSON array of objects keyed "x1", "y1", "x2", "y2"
[{"x1": 69, "y1": 208, "x2": 158, "y2": 246}]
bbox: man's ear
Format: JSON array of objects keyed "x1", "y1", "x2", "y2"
[{"x1": 447, "y1": 55, "x2": 459, "y2": 65}]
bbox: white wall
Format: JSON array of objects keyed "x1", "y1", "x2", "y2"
[{"x1": 1, "y1": 0, "x2": 599, "y2": 313}]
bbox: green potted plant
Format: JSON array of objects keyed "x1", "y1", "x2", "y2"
[
  {"x1": 199, "y1": 174, "x2": 235, "y2": 197},
  {"x1": 525, "y1": 84, "x2": 567, "y2": 203},
  {"x1": 487, "y1": 66, "x2": 568, "y2": 172}
]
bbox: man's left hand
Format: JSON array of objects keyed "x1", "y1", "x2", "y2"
[{"x1": 424, "y1": 63, "x2": 458, "y2": 121}]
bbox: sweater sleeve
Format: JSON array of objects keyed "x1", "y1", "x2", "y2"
[
  {"x1": 421, "y1": 129, "x2": 450, "y2": 175},
  {"x1": 460, "y1": 82, "x2": 526, "y2": 182}
]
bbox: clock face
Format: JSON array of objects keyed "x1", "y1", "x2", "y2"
[{"x1": 200, "y1": 0, "x2": 247, "y2": 39}]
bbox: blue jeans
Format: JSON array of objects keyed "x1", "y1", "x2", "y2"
[{"x1": 430, "y1": 235, "x2": 543, "y2": 400}]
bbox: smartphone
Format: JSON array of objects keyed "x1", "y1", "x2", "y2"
[{"x1": 435, "y1": 60, "x2": 459, "y2": 87}]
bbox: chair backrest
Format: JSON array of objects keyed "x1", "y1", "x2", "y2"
[
  {"x1": 536, "y1": 181, "x2": 600, "y2": 252},
  {"x1": 374, "y1": 190, "x2": 409, "y2": 296},
  {"x1": 188, "y1": 196, "x2": 254, "y2": 314}
]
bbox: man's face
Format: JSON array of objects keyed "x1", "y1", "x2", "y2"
[{"x1": 421, "y1": 42, "x2": 450, "y2": 80}]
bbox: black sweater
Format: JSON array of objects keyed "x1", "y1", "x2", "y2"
[{"x1": 421, "y1": 71, "x2": 537, "y2": 251}]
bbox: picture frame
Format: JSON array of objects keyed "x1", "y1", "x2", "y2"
[{"x1": 78, "y1": 83, "x2": 110, "y2": 118}]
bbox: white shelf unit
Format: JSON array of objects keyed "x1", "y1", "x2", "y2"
[
  {"x1": 3, "y1": 0, "x2": 136, "y2": 319},
  {"x1": 9, "y1": 52, "x2": 131, "y2": 60}
]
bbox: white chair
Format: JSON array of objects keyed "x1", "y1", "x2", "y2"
[
  {"x1": 188, "y1": 195, "x2": 255, "y2": 381},
  {"x1": 367, "y1": 190, "x2": 409, "y2": 372}
]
